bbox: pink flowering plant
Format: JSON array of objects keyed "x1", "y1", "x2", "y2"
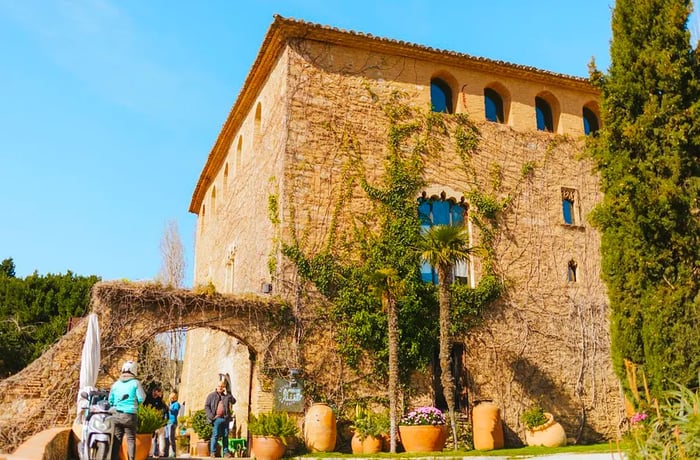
[
  {"x1": 400, "y1": 406, "x2": 446, "y2": 425},
  {"x1": 630, "y1": 411, "x2": 647, "y2": 425}
]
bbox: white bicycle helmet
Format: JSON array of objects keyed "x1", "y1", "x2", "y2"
[{"x1": 121, "y1": 360, "x2": 137, "y2": 375}]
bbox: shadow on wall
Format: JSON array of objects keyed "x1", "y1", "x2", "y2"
[{"x1": 511, "y1": 356, "x2": 607, "y2": 444}]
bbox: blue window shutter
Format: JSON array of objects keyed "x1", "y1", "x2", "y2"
[
  {"x1": 418, "y1": 199, "x2": 432, "y2": 225},
  {"x1": 432, "y1": 200, "x2": 450, "y2": 225},
  {"x1": 536, "y1": 97, "x2": 553, "y2": 132},
  {"x1": 484, "y1": 88, "x2": 504, "y2": 123},
  {"x1": 431, "y1": 79, "x2": 452, "y2": 113},
  {"x1": 562, "y1": 199, "x2": 573, "y2": 224},
  {"x1": 450, "y1": 204, "x2": 465, "y2": 226}
]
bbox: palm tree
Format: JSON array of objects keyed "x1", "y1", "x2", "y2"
[
  {"x1": 419, "y1": 225, "x2": 473, "y2": 450},
  {"x1": 367, "y1": 267, "x2": 402, "y2": 453}
]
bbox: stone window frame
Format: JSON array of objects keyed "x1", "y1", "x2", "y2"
[
  {"x1": 417, "y1": 190, "x2": 472, "y2": 286},
  {"x1": 561, "y1": 187, "x2": 582, "y2": 227}
]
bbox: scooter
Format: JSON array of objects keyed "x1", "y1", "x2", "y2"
[{"x1": 77, "y1": 389, "x2": 114, "y2": 460}]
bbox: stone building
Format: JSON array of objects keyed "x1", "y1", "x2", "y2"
[{"x1": 181, "y1": 15, "x2": 621, "y2": 445}]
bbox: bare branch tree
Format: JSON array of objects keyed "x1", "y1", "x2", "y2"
[{"x1": 157, "y1": 220, "x2": 185, "y2": 288}]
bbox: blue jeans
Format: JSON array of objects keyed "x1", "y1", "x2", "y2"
[
  {"x1": 210, "y1": 417, "x2": 229, "y2": 456},
  {"x1": 163, "y1": 422, "x2": 177, "y2": 456}
]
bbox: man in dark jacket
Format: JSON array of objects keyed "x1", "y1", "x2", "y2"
[{"x1": 204, "y1": 380, "x2": 236, "y2": 458}]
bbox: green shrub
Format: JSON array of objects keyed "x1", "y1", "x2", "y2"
[
  {"x1": 191, "y1": 409, "x2": 213, "y2": 441},
  {"x1": 627, "y1": 382, "x2": 700, "y2": 459},
  {"x1": 352, "y1": 405, "x2": 389, "y2": 440},
  {"x1": 137, "y1": 404, "x2": 167, "y2": 434},
  {"x1": 248, "y1": 411, "x2": 299, "y2": 444},
  {"x1": 521, "y1": 404, "x2": 547, "y2": 430}
]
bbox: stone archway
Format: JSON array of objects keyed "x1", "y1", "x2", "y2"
[{"x1": 0, "y1": 281, "x2": 293, "y2": 453}]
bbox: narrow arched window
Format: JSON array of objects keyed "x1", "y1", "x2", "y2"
[
  {"x1": 223, "y1": 163, "x2": 229, "y2": 190},
  {"x1": 484, "y1": 88, "x2": 504, "y2": 123},
  {"x1": 236, "y1": 136, "x2": 243, "y2": 173},
  {"x1": 536, "y1": 97, "x2": 553, "y2": 132},
  {"x1": 567, "y1": 260, "x2": 578, "y2": 283},
  {"x1": 431, "y1": 79, "x2": 453, "y2": 114},
  {"x1": 254, "y1": 103, "x2": 262, "y2": 147},
  {"x1": 583, "y1": 107, "x2": 599, "y2": 135}
]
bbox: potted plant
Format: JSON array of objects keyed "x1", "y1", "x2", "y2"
[
  {"x1": 191, "y1": 409, "x2": 213, "y2": 456},
  {"x1": 119, "y1": 404, "x2": 167, "y2": 460},
  {"x1": 248, "y1": 411, "x2": 300, "y2": 460},
  {"x1": 176, "y1": 414, "x2": 191, "y2": 455},
  {"x1": 521, "y1": 404, "x2": 567, "y2": 447},
  {"x1": 351, "y1": 405, "x2": 389, "y2": 454},
  {"x1": 398, "y1": 406, "x2": 448, "y2": 452}
]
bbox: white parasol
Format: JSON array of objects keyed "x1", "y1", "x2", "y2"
[{"x1": 76, "y1": 313, "x2": 101, "y2": 421}]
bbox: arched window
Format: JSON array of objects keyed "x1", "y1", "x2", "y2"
[
  {"x1": 583, "y1": 107, "x2": 599, "y2": 135},
  {"x1": 223, "y1": 163, "x2": 229, "y2": 190},
  {"x1": 567, "y1": 260, "x2": 578, "y2": 283},
  {"x1": 536, "y1": 97, "x2": 553, "y2": 132},
  {"x1": 210, "y1": 187, "x2": 217, "y2": 216},
  {"x1": 236, "y1": 136, "x2": 242, "y2": 173},
  {"x1": 484, "y1": 88, "x2": 504, "y2": 123},
  {"x1": 417, "y1": 192, "x2": 468, "y2": 284},
  {"x1": 431, "y1": 78, "x2": 453, "y2": 114},
  {"x1": 254, "y1": 103, "x2": 262, "y2": 147}
]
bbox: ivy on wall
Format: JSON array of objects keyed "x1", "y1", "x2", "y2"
[{"x1": 279, "y1": 87, "x2": 503, "y2": 385}]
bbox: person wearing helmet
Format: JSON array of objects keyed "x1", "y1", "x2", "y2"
[{"x1": 109, "y1": 360, "x2": 146, "y2": 460}]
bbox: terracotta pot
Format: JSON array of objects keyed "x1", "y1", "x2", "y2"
[
  {"x1": 303, "y1": 403, "x2": 336, "y2": 452},
  {"x1": 251, "y1": 436, "x2": 286, "y2": 460},
  {"x1": 350, "y1": 433, "x2": 383, "y2": 454},
  {"x1": 398, "y1": 425, "x2": 448, "y2": 452},
  {"x1": 472, "y1": 400, "x2": 504, "y2": 450},
  {"x1": 119, "y1": 433, "x2": 152, "y2": 460},
  {"x1": 195, "y1": 439, "x2": 210, "y2": 457},
  {"x1": 525, "y1": 412, "x2": 567, "y2": 447}
]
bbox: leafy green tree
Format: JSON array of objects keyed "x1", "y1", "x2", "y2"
[
  {"x1": 0, "y1": 266, "x2": 100, "y2": 376},
  {"x1": 589, "y1": 0, "x2": 700, "y2": 397},
  {"x1": 419, "y1": 225, "x2": 473, "y2": 449},
  {"x1": 0, "y1": 258, "x2": 15, "y2": 278}
]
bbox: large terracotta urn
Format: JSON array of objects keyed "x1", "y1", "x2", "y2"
[
  {"x1": 119, "y1": 433, "x2": 152, "y2": 460},
  {"x1": 251, "y1": 436, "x2": 286, "y2": 460},
  {"x1": 525, "y1": 412, "x2": 567, "y2": 447},
  {"x1": 398, "y1": 425, "x2": 448, "y2": 452},
  {"x1": 472, "y1": 400, "x2": 504, "y2": 450},
  {"x1": 304, "y1": 403, "x2": 337, "y2": 452},
  {"x1": 350, "y1": 433, "x2": 383, "y2": 454}
]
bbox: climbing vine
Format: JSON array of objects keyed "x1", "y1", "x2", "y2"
[{"x1": 279, "y1": 87, "x2": 507, "y2": 385}]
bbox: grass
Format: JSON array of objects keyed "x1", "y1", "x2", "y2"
[{"x1": 299, "y1": 442, "x2": 625, "y2": 458}]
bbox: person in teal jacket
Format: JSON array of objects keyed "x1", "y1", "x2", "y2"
[{"x1": 109, "y1": 361, "x2": 146, "y2": 460}]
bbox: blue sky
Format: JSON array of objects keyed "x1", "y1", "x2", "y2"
[{"x1": 0, "y1": 0, "x2": 619, "y2": 285}]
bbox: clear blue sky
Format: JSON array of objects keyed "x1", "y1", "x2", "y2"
[{"x1": 0, "y1": 0, "x2": 619, "y2": 286}]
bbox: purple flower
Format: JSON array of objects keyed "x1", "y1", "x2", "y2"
[
  {"x1": 400, "y1": 406, "x2": 446, "y2": 425},
  {"x1": 630, "y1": 411, "x2": 647, "y2": 424}
]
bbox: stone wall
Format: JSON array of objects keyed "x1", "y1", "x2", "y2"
[{"x1": 187, "y1": 32, "x2": 620, "y2": 445}]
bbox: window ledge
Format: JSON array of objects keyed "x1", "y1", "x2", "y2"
[{"x1": 560, "y1": 223, "x2": 586, "y2": 231}]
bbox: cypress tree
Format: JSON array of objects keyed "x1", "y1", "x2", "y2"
[{"x1": 590, "y1": 0, "x2": 700, "y2": 397}]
